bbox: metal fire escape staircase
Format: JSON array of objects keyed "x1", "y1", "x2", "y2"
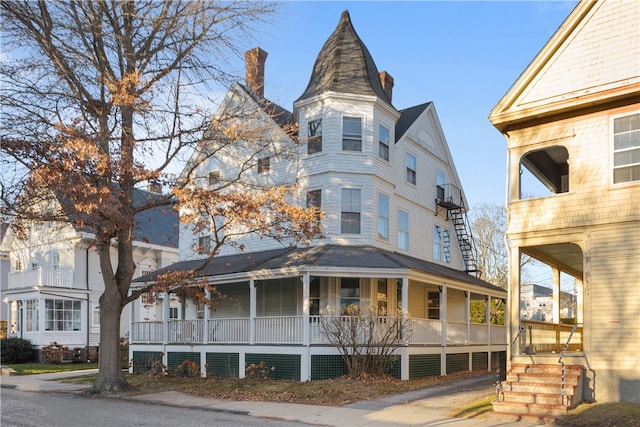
[{"x1": 435, "y1": 183, "x2": 479, "y2": 276}]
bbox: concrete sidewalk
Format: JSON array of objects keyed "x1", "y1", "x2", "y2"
[{"x1": 1, "y1": 370, "x2": 550, "y2": 426}]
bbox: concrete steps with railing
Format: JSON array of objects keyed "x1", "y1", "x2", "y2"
[{"x1": 493, "y1": 363, "x2": 583, "y2": 420}]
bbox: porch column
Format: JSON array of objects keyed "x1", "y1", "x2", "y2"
[
  {"x1": 249, "y1": 279, "x2": 256, "y2": 345},
  {"x1": 508, "y1": 246, "x2": 521, "y2": 358},
  {"x1": 162, "y1": 292, "x2": 169, "y2": 345},
  {"x1": 399, "y1": 276, "x2": 409, "y2": 381},
  {"x1": 440, "y1": 285, "x2": 447, "y2": 376},
  {"x1": 302, "y1": 273, "x2": 310, "y2": 347},
  {"x1": 465, "y1": 291, "x2": 470, "y2": 345},
  {"x1": 552, "y1": 267, "x2": 561, "y2": 324},
  {"x1": 203, "y1": 289, "x2": 210, "y2": 345},
  {"x1": 576, "y1": 278, "x2": 584, "y2": 324}
]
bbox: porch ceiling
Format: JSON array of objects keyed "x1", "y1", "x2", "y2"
[{"x1": 522, "y1": 243, "x2": 583, "y2": 279}]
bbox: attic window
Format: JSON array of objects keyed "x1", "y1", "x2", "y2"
[{"x1": 520, "y1": 146, "x2": 569, "y2": 199}]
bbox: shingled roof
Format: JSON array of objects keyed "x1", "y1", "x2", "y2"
[
  {"x1": 296, "y1": 10, "x2": 391, "y2": 106},
  {"x1": 135, "y1": 245, "x2": 501, "y2": 293}
]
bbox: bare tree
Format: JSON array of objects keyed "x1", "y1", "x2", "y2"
[
  {"x1": 1, "y1": 1, "x2": 320, "y2": 394},
  {"x1": 319, "y1": 305, "x2": 410, "y2": 378},
  {"x1": 469, "y1": 204, "x2": 509, "y2": 289}
]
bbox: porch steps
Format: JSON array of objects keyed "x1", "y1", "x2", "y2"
[{"x1": 493, "y1": 363, "x2": 583, "y2": 420}]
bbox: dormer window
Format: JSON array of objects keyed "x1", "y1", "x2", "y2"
[
  {"x1": 308, "y1": 118, "x2": 322, "y2": 154},
  {"x1": 342, "y1": 117, "x2": 362, "y2": 151}
]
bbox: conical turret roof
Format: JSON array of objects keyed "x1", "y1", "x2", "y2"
[{"x1": 296, "y1": 11, "x2": 391, "y2": 105}]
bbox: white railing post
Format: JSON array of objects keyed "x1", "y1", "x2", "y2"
[
  {"x1": 162, "y1": 292, "x2": 169, "y2": 345},
  {"x1": 203, "y1": 289, "x2": 209, "y2": 344},
  {"x1": 302, "y1": 273, "x2": 310, "y2": 347},
  {"x1": 249, "y1": 280, "x2": 256, "y2": 345}
]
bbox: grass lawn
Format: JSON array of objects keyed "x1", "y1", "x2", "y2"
[{"x1": 7, "y1": 363, "x2": 98, "y2": 375}]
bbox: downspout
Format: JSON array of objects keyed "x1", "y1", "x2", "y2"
[{"x1": 86, "y1": 246, "x2": 90, "y2": 356}]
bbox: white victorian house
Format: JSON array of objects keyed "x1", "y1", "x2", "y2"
[
  {"x1": 130, "y1": 11, "x2": 507, "y2": 382},
  {"x1": 2, "y1": 189, "x2": 179, "y2": 362}
]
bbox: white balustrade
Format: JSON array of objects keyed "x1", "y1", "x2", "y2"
[
  {"x1": 408, "y1": 318, "x2": 442, "y2": 344},
  {"x1": 208, "y1": 318, "x2": 250, "y2": 343},
  {"x1": 131, "y1": 321, "x2": 163, "y2": 343},
  {"x1": 168, "y1": 319, "x2": 204, "y2": 343},
  {"x1": 254, "y1": 316, "x2": 303, "y2": 344}
]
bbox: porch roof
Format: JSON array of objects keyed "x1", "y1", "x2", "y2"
[{"x1": 135, "y1": 245, "x2": 503, "y2": 293}]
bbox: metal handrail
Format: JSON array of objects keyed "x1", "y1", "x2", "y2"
[
  {"x1": 558, "y1": 322, "x2": 581, "y2": 406},
  {"x1": 512, "y1": 325, "x2": 525, "y2": 347}
]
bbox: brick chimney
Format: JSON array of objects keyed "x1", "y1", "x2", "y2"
[
  {"x1": 245, "y1": 47, "x2": 268, "y2": 98},
  {"x1": 379, "y1": 71, "x2": 394, "y2": 103}
]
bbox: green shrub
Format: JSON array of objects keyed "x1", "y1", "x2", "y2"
[{"x1": 0, "y1": 337, "x2": 33, "y2": 363}]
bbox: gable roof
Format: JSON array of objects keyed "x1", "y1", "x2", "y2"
[
  {"x1": 490, "y1": 0, "x2": 640, "y2": 132},
  {"x1": 135, "y1": 245, "x2": 503, "y2": 293},
  {"x1": 296, "y1": 10, "x2": 391, "y2": 106},
  {"x1": 131, "y1": 189, "x2": 179, "y2": 248},
  {"x1": 236, "y1": 83, "x2": 294, "y2": 129},
  {"x1": 396, "y1": 103, "x2": 432, "y2": 143}
]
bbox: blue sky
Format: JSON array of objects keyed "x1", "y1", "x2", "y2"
[{"x1": 238, "y1": 0, "x2": 579, "y2": 208}]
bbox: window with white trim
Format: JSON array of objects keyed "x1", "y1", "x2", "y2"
[
  {"x1": 613, "y1": 112, "x2": 640, "y2": 183},
  {"x1": 406, "y1": 153, "x2": 416, "y2": 184},
  {"x1": 52, "y1": 251, "x2": 60, "y2": 271},
  {"x1": 25, "y1": 299, "x2": 38, "y2": 332},
  {"x1": 340, "y1": 278, "x2": 360, "y2": 310},
  {"x1": 92, "y1": 306, "x2": 100, "y2": 326},
  {"x1": 208, "y1": 170, "x2": 220, "y2": 186},
  {"x1": 306, "y1": 189, "x2": 322, "y2": 222},
  {"x1": 379, "y1": 124, "x2": 389, "y2": 160},
  {"x1": 377, "y1": 279, "x2": 388, "y2": 315},
  {"x1": 198, "y1": 235, "x2": 211, "y2": 254},
  {"x1": 308, "y1": 118, "x2": 322, "y2": 154},
  {"x1": 398, "y1": 210, "x2": 409, "y2": 250},
  {"x1": 341, "y1": 188, "x2": 361, "y2": 234},
  {"x1": 342, "y1": 117, "x2": 362, "y2": 151},
  {"x1": 434, "y1": 225, "x2": 442, "y2": 261},
  {"x1": 45, "y1": 299, "x2": 81, "y2": 331},
  {"x1": 378, "y1": 193, "x2": 389, "y2": 239}
]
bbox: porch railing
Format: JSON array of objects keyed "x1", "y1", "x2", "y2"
[
  {"x1": 9, "y1": 267, "x2": 74, "y2": 289},
  {"x1": 520, "y1": 319, "x2": 583, "y2": 354},
  {"x1": 131, "y1": 316, "x2": 507, "y2": 347}
]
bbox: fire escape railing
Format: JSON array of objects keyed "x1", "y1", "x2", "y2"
[{"x1": 435, "y1": 183, "x2": 479, "y2": 275}]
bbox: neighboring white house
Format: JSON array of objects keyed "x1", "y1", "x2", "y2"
[
  {"x1": 130, "y1": 11, "x2": 507, "y2": 381},
  {"x1": 490, "y1": 0, "x2": 639, "y2": 405},
  {"x1": 2, "y1": 189, "x2": 179, "y2": 362}
]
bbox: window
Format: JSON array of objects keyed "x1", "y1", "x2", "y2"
[
  {"x1": 208, "y1": 170, "x2": 220, "y2": 186},
  {"x1": 436, "y1": 172, "x2": 445, "y2": 201},
  {"x1": 377, "y1": 193, "x2": 389, "y2": 239},
  {"x1": 308, "y1": 118, "x2": 322, "y2": 154},
  {"x1": 433, "y1": 226, "x2": 450, "y2": 263},
  {"x1": 398, "y1": 210, "x2": 409, "y2": 250},
  {"x1": 379, "y1": 124, "x2": 389, "y2": 160},
  {"x1": 613, "y1": 112, "x2": 640, "y2": 183},
  {"x1": 434, "y1": 226, "x2": 442, "y2": 261},
  {"x1": 14, "y1": 259, "x2": 22, "y2": 272},
  {"x1": 309, "y1": 277, "x2": 320, "y2": 316},
  {"x1": 341, "y1": 188, "x2": 361, "y2": 234},
  {"x1": 25, "y1": 299, "x2": 38, "y2": 332},
  {"x1": 342, "y1": 117, "x2": 362, "y2": 151},
  {"x1": 306, "y1": 189, "x2": 322, "y2": 221},
  {"x1": 340, "y1": 278, "x2": 360, "y2": 310},
  {"x1": 427, "y1": 291, "x2": 440, "y2": 320},
  {"x1": 257, "y1": 157, "x2": 270, "y2": 174},
  {"x1": 45, "y1": 299, "x2": 81, "y2": 331},
  {"x1": 52, "y1": 251, "x2": 60, "y2": 271},
  {"x1": 31, "y1": 260, "x2": 39, "y2": 270},
  {"x1": 198, "y1": 235, "x2": 211, "y2": 254},
  {"x1": 169, "y1": 307, "x2": 179, "y2": 319},
  {"x1": 377, "y1": 279, "x2": 388, "y2": 315},
  {"x1": 406, "y1": 153, "x2": 416, "y2": 184},
  {"x1": 196, "y1": 302, "x2": 205, "y2": 320},
  {"x1": 92, "y1": 306, "x2": 100, "y2": 326}
]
